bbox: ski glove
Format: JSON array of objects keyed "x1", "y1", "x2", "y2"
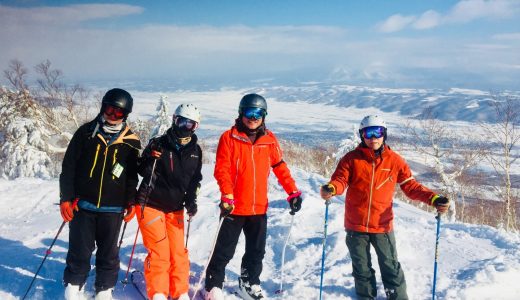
[
  {"x1": 431, "y1": 195, "x2": 450, "y2": 214},
  {"x1": 320, "y1": 184, "x2": 336, "y2": 200},
  {"x1": 123, "y1": 205, "x2": 136, "y2": 222},
  {"x1": 287, "y1": 191, "x2": 303, "y2": 215},
  {"x1": 60, "y1": 198, "x2": 79, "y2": 222},
  {"x1": 219, "y1": 195, "x2": 235, "y2": 217},
  {"x1": 185, "y1": 201, "x2": 198, "y2": 217},
  {"x1": 149, "y1": 140, "x2": 162, "y2": 159}
]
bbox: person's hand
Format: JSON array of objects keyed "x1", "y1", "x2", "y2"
[
  {"x1": 60, "y1": 198, "x2": 79, "y2": 222},
  {"x1": 287, "y1": 191, "x2": 303, "y2": 215},
  {"x1": 185, "y1": 201, "x2": 198, "y2": 217},
  {"x1": 320, "y1": 184, "x2": 336, "y2": 200},
  {"x1": 123, "y1": 205, "x2": 136, "y2": 222},
  {"x1": 431, "y1": 195, "x2": 450, "y2": 214},
  {"x1": 150, "y1": 140, "x2": 162, "y2": 159},
  {"x1": 219, "y1": 194, "x2": 235, "y2": 217}
]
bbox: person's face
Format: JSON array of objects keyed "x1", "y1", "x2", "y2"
[
  {"x1": 103, "y1": 105, "x2": 125, "y2": 125},
  {"x1": 361, "y1": 126, "x2": 385, "y2": 150},
  {"x1": 241, "y1": 115, "x2": 262, "y2": 130},
  {"x1": 363, "y1": 136, "x2": 384, "y2": 150}
]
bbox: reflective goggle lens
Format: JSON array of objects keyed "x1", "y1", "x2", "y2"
[
  {"x1": 362, "y1": 126, "x2": 385, "y2": 139},
  {"x1": 104, "y1": 105, "x2": 125, "y2": 119},
  {"x1": 175, "y1": 116, "x2": 198, "y2": 131},
  {"x1": 243, "y1": 107, "x2": 266, "y2": 120}
]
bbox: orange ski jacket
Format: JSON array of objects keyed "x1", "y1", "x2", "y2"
[
  {"x1": 214, "y1": 126, "x2": 297, "y2": 215},
  {"x1": 330, "y1": 144, "x2": 436, "y2": 233}
]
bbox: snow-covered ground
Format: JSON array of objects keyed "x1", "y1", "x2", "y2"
[
  {"x1": 1, "y1": 165, "x2": 520, "y2": 300},
  {"x1": 1, "y1": 86, "x2": 519, "y2": 299}
]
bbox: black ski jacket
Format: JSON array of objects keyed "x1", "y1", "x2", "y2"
[
  {"x1": 60, "y1": 117, "x2": 141, "y2": 207},
  {"x1": 137, "y1": 128, "x2": 203, "y2": 213}
]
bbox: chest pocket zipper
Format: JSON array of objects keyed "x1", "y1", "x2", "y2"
[
  {"x1": 112, "y1": 148, "x2": 118, "y2": 180},
  {"x1": 170, "y1": 152, "x2": 174, "y2": 172},
  {"x1": 90, "y1": 144, "x2": 101, "y2": 178},
  {"x1": 376, "y1": 176, "x2": 393, "y2": 190}
]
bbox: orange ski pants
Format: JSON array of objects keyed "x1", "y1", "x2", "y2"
[{"x1": 136, "y1": 206, "x2": 189, "y2": 299}]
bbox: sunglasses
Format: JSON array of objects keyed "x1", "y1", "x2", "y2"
[
  {"x1": 175, "y1": 116, "x2": 198, "y2": 131},
  {"x1": 242, "y1": 107, "x2": 266, "y2": 120},
  {"x1": 362, "y1": 126, "x2": 385, "y2": 139},
  {"x1": 104, "y1": 105, "x2": 125, "y2": 119}
]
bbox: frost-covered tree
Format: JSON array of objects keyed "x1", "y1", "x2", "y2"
[
  {"x1": 480, "y1": 96, "x2": 520, "y2": 231},
  {"x1": 0, "y1": 88, "x2": 53, "y2": 178},
  {"x1": 149, "y1": 95, "x2": 171, "y2": 139},
  {"x1": 324, "y1": 125, "x2": 358, "y2": 176},
  {"x1": 405, "y1": 108, "x2": 484, "y2": 222}
]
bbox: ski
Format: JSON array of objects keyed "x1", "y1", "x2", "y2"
[{"x1": 130, "y1": 270, "x2": 148, "y2": 300}]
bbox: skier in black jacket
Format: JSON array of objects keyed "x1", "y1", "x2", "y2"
[
  {"x1": 59, "y1": 88, "x2": 141, "y2": 300},
  {"x1": 134, "y1": 103, "x2": 202, "y2": 300}
]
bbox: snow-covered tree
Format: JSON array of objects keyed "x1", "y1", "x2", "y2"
[
  {"x1": 405, "y1": 108, "x2": 484, "y2": 222},
  {"x1": 324, "y1": 125, "x2": 358, "y2": 175},
  {"x1": 149, "y1": 95, "x2": 171, "y2": 139},
  {"x1": 0, "y1": 88, "x2": 53, "y2": 178},
  {"x1": 480, "y1": 96, "x2": 520, "y2": 232}
]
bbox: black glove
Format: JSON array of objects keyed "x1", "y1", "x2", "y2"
[
  {"x1": 219, "y1": 196, "x2": 235, "y2": 217},
  {"x1": 148, "y1": 140, "x2": 163, "y2": 159},
  {"x1": 287, "y1": 191, "x2": 302, "y2": 215},
  {"x1": 185, "y1": 201, "x2": 198, "y2": 217},
  {"x1": 432, "y1": 195, "x2": 449, "y2": 214}
]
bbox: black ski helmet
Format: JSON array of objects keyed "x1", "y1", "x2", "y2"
[
  {"x1": 101, "y1": 88, "x2": 133, "y2": 114},
  {"x1": 238, "y1": 93, "x2": 267, "y2": 115}
]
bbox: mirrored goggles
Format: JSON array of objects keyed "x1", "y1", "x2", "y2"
[
  {"x1": 242, "y1": 107, "x2": 266, "y2": 120},
  {"x1": 175, "y1": 116, "x2": 198, "y2": 131},
  {"x1": 104, "y1": 105, "x2": 125, "y2": 119},
  {"x1": 362, "y1": 126, "x2": 385, "y2": 139}
]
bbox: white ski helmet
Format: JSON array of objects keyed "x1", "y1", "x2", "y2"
[
  {"x1": 173, "y1": 103, "x2": 201, "y2": 123},
  {"x1": 359, "y1": 115, "x2": 387, "y2": 142}
]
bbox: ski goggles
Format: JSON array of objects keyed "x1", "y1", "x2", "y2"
[
  {"x1": 175, "y1": 116, "x2": 198, "y2": 131},
  {"x1": 242, "y1": 107, "x2": 267, "y2": 120},
  {"x1": 104, "y1": 105, "x2": 125, "y2": 119},
  {"x1": 362, "y1": 126, "x2": 385, "y2": 139}
]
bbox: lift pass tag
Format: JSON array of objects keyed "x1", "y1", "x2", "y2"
[{"x1": 112, "y1": 163, "x2": 124, "y2": 178}]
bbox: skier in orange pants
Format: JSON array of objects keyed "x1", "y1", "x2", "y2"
[{"x1": 134, "y1": 104, "x2": 203, "y2": 300}]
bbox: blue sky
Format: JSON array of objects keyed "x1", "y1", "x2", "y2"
[{"x1": 1, "y1": 0, "x2": 519, "y2": 89}]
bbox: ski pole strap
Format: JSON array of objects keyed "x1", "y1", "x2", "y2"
[
  {"x1": 286, "y1": 191, "x2": 302, "y2": 202},
  {"x1": 221, "y1": 196, "x2": 235, "y2": 205}
]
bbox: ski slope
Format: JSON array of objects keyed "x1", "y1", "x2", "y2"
[{"x1": 1, "y1": 164, "x2": 519, "y2": 300}]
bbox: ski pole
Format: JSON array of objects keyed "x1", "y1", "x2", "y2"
[
  {"x1": 185, "y1": 216, "x2": 192, "y2": 249},
  {"x1": 432, "y1": 213, "x2": 441, "y2": 300},
  {"x1": 319, "y1": 200, "x2": 331, "y2": 300},
  {"x1": 118, "y1": 221, "x2": 128, "y2": 250},
  {"x1": 22, "y1": 221, "x2": 67, "y2": 300},
  {"x1": 191, "y1": 215, "x2": 226, "y2": 300},
  {"x1": 275, "y1": 211, "x2": 295, "y2": 295},
  {"x1": 140, "y1": 159, "x2": 158, "y2": 218},
  {"x1": 121, "y1": 227, "x2": 140, "y2": 285}
]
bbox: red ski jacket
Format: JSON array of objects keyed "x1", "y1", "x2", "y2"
[
  {"x1": 330, "y1": 145, "x2": 436, "y2": 233},
  {"x1": 214, "y1": 126, "x2": 297, "y2": 216}
]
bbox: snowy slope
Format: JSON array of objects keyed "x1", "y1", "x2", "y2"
[{"x1": 1, "y1": 164, "x2": 520, "y2": 300}]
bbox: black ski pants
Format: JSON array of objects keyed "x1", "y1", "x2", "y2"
[
  {"x1": 205, "y1": 214, "x2": 267, "y2": 290},
  {"x1": 63, "y1": 208, "x2": 123, "y2": 292},
  {"x1": 346, "y1": 230, "x2": 408, "y2": 300}
]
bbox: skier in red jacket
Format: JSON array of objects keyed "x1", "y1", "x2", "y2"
[{"x1": 320, "y1": 115, "x2": 449, "y2": 300}]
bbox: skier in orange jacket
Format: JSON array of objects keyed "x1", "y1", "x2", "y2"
[
  {"x1": 204, "y1": 94, "x2": 303, "y2": 300},
  {"x1": 320, "y1": 115, "x2": 450, "y2": 300}
]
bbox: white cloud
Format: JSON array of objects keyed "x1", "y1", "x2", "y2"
[
  {"x1": 413, "y1": 10, "x2": 442, "y2": 30},
  {"x1": 377, "y1": 14, "x2": 416, "y2": 33},
  {"x1": 379, "y1": 0, "x2": 520, "y2": 33},
  {"x1": 492, "y1": 32, "x2": 520, "y2": 40}
]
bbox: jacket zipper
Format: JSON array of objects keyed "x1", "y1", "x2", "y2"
[
  {"x1": 251, "y1": 144, "x2": 256, "y2": 215},
  {"x1": 234, "y1": 159, "x2": 240, "y2": 187},
  {"x1": 376, "y1": 176, "x2": 392, "y2": 190},
  {"x1": 170, "y1": 152, "x2": 173, "y2": 172},
  {"x1": 366, "y1": 160, "x2": 375, "y2": 232},
  {"x1": 96, "y1": 146, "x2": 109, "y2": 208},
  {"x1": 90, "y1": 144, "x2": 101, "y2": 178}
]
